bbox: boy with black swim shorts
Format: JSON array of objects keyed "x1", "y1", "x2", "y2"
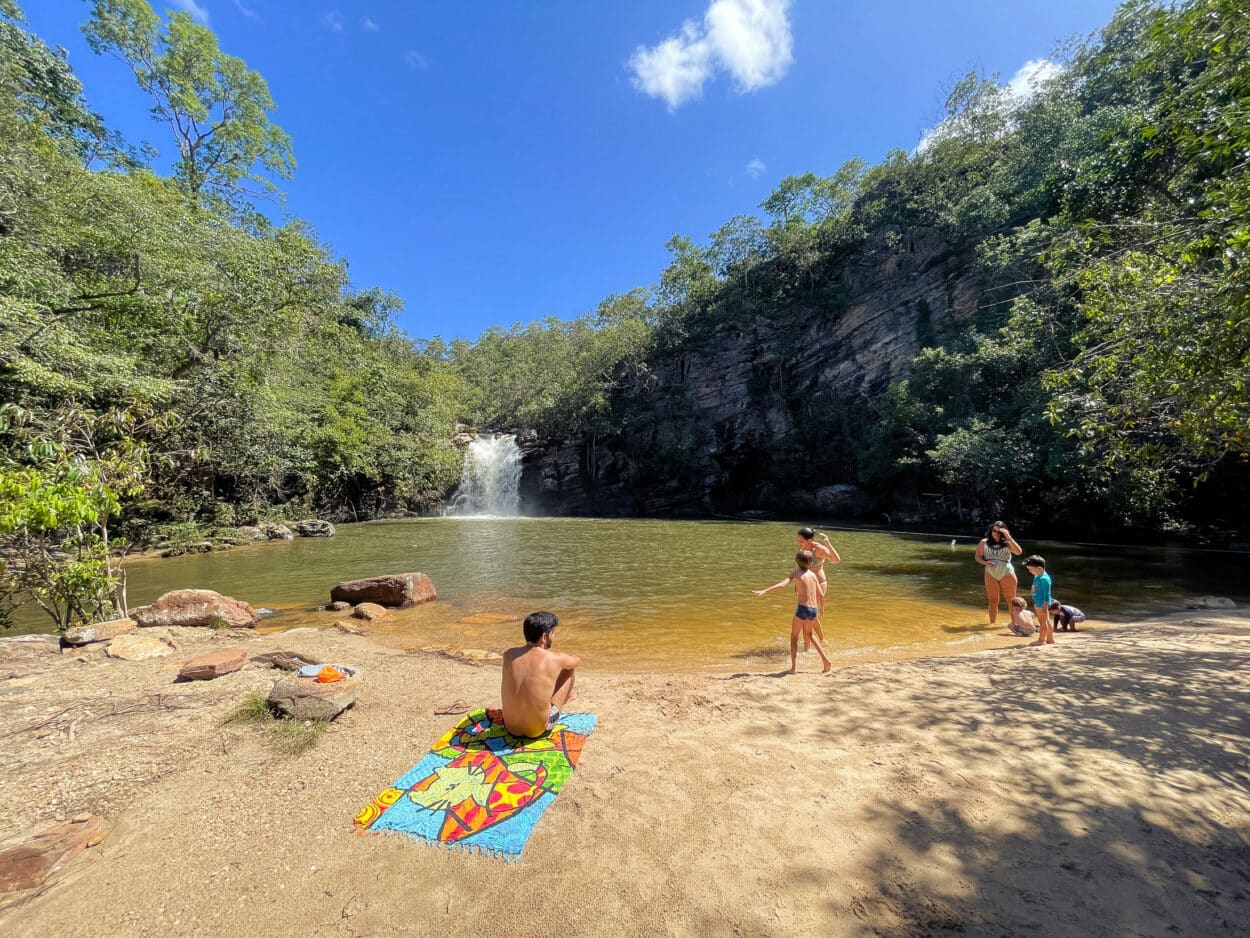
[{"x1": 753, "y1": 550, "x2": 833, "y2": 675}]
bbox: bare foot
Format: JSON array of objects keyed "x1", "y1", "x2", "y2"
[
  {"x1": 822, "y1": 661, "x2": 832, "y2": 673},
  {"x1": 802, "y1": 643, "x2": 810, "y2": 652},
  {"x1": 788, "y1": 667, "x2": 797, "y2": 675},
  {"x1": 1028, "y1": 640, "x2": 1044, "y2": 647}
]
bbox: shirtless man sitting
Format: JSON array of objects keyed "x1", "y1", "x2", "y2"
[{"x1": 501, "y1": 611, "x2": 580, "y2": 738}]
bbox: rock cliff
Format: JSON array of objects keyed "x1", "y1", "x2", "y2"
[{"x1": 521, "y1": 226, "x2": 985, "y2": 518}]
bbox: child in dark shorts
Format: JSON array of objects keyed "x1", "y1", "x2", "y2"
[
  {"x1": 753, "y1": 550, "x2": 833, "y2": 675},
  {"x1": 1049, "y1": 601, "x2": 1086, "y2": 632}
]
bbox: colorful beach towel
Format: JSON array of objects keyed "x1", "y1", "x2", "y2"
[{"x1": 354, "y1": 707, "x2": 596, "y2": 861}]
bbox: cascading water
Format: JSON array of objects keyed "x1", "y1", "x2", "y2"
[{"x1": 445, "y1": 433, "x2": 523, "y2": 516}]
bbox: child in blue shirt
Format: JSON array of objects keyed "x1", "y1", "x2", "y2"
[{"x1": 1024, "y1": 555, "x2": 1054, "y2": 646}]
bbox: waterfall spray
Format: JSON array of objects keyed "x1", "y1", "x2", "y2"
[{"x1": 445, "y1": 434, "x2": 523, "y2": 516}]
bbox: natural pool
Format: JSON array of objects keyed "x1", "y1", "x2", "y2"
[{"x1": 16, "y1": 518, "x2": 1250, "y2": 672}]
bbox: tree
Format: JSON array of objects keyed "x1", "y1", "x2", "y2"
[
  {"x1": 83, "y1": 0, "x2": 294, "y2": 205},
  {"x1": 0, "y1": 405, "x2": 160, "y2": 630}
]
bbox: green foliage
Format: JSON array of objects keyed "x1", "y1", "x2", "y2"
[{"x1": 83, "y1": 0, "x2": 294, "y2": 205}]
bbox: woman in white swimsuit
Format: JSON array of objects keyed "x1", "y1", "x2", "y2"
[
  {"x1": 975, "y1": 520, "x2": 1021, "y2": 627},
  {"x1": 797, "y1": 527, "x2": 841, "y2": 637}
]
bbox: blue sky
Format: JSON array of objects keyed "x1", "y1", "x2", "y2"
[{"x1": 27, "y1": 0, "x2": 1123, "y2": 342}]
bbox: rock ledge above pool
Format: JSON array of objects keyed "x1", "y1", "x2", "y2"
[{"x1": 329, "y1": 573, "x2": 437, "y2": 609}]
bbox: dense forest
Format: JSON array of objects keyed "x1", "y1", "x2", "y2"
[{"x1": 1, "y1": 0, "x2": 1247, "y2": 628}]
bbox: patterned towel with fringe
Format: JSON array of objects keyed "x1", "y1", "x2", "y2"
[{"x1": 354, "y1": 707, "x2": 596, "y2": 861}]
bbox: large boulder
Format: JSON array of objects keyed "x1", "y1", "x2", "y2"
[
  {"x1": 178, "y1": 647, "x2": 246, "y2": 681},
  {"x1": 330, "y1": 573, "x2": 436, "y2": 609},
  {"x1": 105, "y1": 633, "x2": 172, "y2": 661},
  {"x1": 133, "y1": 590, "x2": 261, "y2": 630},
  {"x1": 268, "y1": 672, "x2": 361, "y2": 720},
  {"x1": 63, "y1": 618, "x2": 136, "y2": 646},
  {"x1": 295, "y1": 519, "x2": 335, "y2": 538}
]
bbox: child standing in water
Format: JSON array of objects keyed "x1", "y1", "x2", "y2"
[{"x1": 753, "y1": 550, "x2": 833, "y2": 675}]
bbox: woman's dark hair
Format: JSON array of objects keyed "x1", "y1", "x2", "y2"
[
  {"x1": 984, "y1": 521, "x2": 1007, "y2": 544},
  {"x1": 798, "y1": 527, "x2": 815, "y2": 540},
  {"x1": 523, "y1": 611, "x2": 558, "y2": 643}
]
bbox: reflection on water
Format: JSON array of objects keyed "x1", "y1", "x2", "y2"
[{"x1": 11, "y1": 519, "x2": 1250, "y2": 672}]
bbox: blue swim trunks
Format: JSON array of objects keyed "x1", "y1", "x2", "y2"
[{"x1": 795, "y1": 604, "x2": 819, "y2": 620}]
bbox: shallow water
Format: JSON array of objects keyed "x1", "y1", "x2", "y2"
[{"x1": 13, "y1": 518, "x2": 1250, "y2": 672}]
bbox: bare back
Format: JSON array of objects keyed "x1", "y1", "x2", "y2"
[
  {"x1": 501, "y1": 644, "x2": 578, "y2": 738},
  {"x1": 792, "y1": 568, "x2": 820, "y2": 607}
]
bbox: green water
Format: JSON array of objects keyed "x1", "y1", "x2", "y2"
[{"x1": 9, "y1": 519, "x2": 1249, "y2": 671}]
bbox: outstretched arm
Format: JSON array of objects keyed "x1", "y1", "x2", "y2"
[{"x1": 753, "y1": 576, "x2": 793, "y2": 597}]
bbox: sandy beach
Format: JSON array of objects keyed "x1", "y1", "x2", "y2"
[{"x1": 1, "y1": 610, "x2": 1248, "y2": 937}]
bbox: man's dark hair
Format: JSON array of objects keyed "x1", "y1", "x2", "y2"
[
  {"x1": 523, "y1": 611, "x2": 558, "y2": 643},
  {"x1": 798, "y1": 527, "x2": 815, "y2": 540},
  {"x1": 1025, "y1": 554, "x2": 1046, "y2": 569}
]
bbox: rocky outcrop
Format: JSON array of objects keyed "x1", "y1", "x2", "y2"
[
  {"x1": 63, "y1": 618, "x2": 136, "y2": 646},
  {"x1": 261, "y1": 523, "x2": 294, "y2": 541},
  {"x1": 0, "y1": 635, "x2": 62, "y2": 660},
  {"x1": 252, "y1": 650, "x2": 323, "y2": 671},
  {"x1": 178, "y1": 647, "x2": 247, "y2": 680},
  {"x1": 268, "y1": 672, "x2": 360, "y2": 720},
  {"x1": 295, "y1": 519, "x2": 335, "y2": 537},
  {"x1": 519, "y1": 226, "x2": 983, "y2": 517},
  {"x1": 105, "y1": 633, "x2": 172, "y2": 661},
  {"x1": 329, "y1": 573, "x2": 436, "y2": 609},
  {"x1": 0, "y1": 815, "x2": 107, "y2": 901},
  {"x1": 133, "y1": 590, "x2": 261, "y2": 630}
]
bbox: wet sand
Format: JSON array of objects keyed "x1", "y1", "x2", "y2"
[{"x1": 1, "y1": 610, "x2": 1248, "y2": 936}]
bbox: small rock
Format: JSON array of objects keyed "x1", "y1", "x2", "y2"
[
  {"x1": 215, "y1": 628, "x2": 260, "y2": 642},
  {"x1": 251, "y1": 651, "x2": 323, "y2": 671},
  {"x1": 105, "y1": 634, "x2": 173, "y2": 661},
  {"x1": 254, "y1": 608, "x2": 276, "y2": 617},
  {"x1": 460, "y1": 648, "x2": 503, "y2": 662},
  {"x1": 351, "y1": 603, "x2": 389, "y2": 621},
  {"x1": 333, "y1": 620, "x2": 363, "y2": 635},
  {"x1": 1187, "y1": 596, "x2": 1236, "y2": 610},
  {"x1": 268, "y1": 673, "x2": 361, "y2": 720},
  {"x1": 295, "y1": 519, "x2": 336, "y2": 538},
  {"x1": 324, "y1": 601, "x2": 352, "y2": 612},
  {"x1": 236, "y1": 525, "x2": 266, "y2": 541},
  {"x1": 178, "y1": 647, "x2": 247, "y2": 681},
  {"x1": 63, "y1": 618, "x2": 136, "y2": 646}
]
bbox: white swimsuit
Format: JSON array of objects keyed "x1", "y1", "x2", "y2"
[{"x1": 983, "y1": 542, "x2": 1015, "y2": 581}]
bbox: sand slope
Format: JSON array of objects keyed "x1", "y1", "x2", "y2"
[{"x1": 2, "y1": 613, "x2": 1248, "y2": 937}]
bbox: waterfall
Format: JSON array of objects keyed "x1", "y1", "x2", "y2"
[{"x1": 445, "y1": 434, "x2": 523, "y2": 516}]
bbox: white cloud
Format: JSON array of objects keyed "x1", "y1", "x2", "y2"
[
  {"x1": 1006, "y1": 58, "x2": 1059, "y2": 100},
  {"x1": 746, "y1": 157, "x2": 766, "y2": 178},
  {"x1": 629, "y1": 0, "x2": 793, "y2": 111},
  {"x1": 361, "y1": 17, "x2": 380, "y2": 32},
  {"x1": 322, "y1": 10, "x2": 344, "y2": 32},
  {"x1": 404, "y1": 50, "x2": 431, "y2": 69},
  {"x1": 171, "y1": 0, "x2": 210, "y2": 24},
  {"x1": 232, "y1": 0, "x2": 261, "y2": 22}
]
